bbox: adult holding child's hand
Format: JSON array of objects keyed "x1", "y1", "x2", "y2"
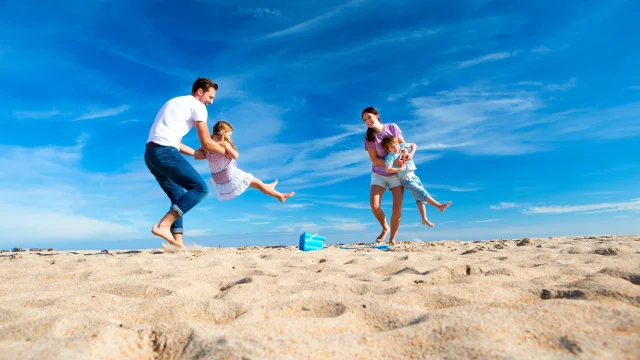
[{"x1": 361, "y1": 107, "x2": 408, "y2": 245}]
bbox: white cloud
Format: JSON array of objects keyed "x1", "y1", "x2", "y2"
[
  {"x1": 629, "y1": 86, "x2": 640, "y2": 90},
  {"x1": 13, "y1": 109, "x2": 61, "y2": 119},
  {"x1": 459, "y1": 51, "x2": 520, "y2": 68},
  {"x1": 238, "y1": 8, "x2": 281, "y2": 18},
  {"x1": 75, "y1": 105, "x2": 129, "y2": 121},
  {"x1": 1, "y1": 206, "x2": 140, "y2": 244},
  {"x1": 264, "y1": 0, "x2": 365, "y2": 39},
  {"x1": 490, "y1": 202, "x2": 518, "y2": 210},
  {"x1": 544, "y1": 78, "x2": 577, "y2": 91},
  {"x1": 183, "y1": 229, "x2": 210, "y2": 237},
  {"x1": 531, "y1": 45, "x2": 551, "y2": 54},
  {"x1": 470, "y1": 219, "x2": 498, "y2": 223},
  {"x1": 523, "y1": 198, "x2": 640, "y2": 214}
]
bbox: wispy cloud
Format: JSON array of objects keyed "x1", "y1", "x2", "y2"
[
  {"x1": 75, "y1": 105, "x2": 129, "y2": 121},
  {"x1": 226, "y1": 214, "x2": 274, "y2": 222},
  {"x1": 470, "y1": 219, "x2": 498, "y2": 223},
  {"x1": 544, "y1": 78, "x2": 577, "y2": 91},
  {"x1": 629, "y1": 86, "x2": 640, "y2": 90},
  {"x1": 523, "y1": 198, "x2": 640, "y2": 214},
  {"x1": 238, "y1": 8, "x2": 281, "y2": 18},
  {"x1": 531, "y1": 45, "x2": 551, "y2": 54},
  {"x1": 184, "y1": 229, "x2": 210, "y2": 237},
  {"x1": 13, "y1": 109, "x2": 61, "y2": 119},
  {"x1": 459, "y1": 50, "x2": 520, "y2": 68},
  {"x1": 264, "y1": 0, "x2": 365, "y2": 39},
  {"x1": 490, "y1": 202, "x2": 519, "y2": 210}
]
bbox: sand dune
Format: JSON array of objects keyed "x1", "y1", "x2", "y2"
[{"x1": 0, "y1": 235, "x2": 638, "y2": 359}]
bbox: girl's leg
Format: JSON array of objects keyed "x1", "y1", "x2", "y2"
[
  {"x1": 389, "y1": 185, "x2": 405, "y2": 245},
  {"x1": 370, "y1": 185, "x2": 389, "y2": 243},
  {"x1": 417, "y1": 202, "x2": 434, "y2": 227},
  {"x1": 250, "y1": 178, "x2": 295, "y2": 202}
]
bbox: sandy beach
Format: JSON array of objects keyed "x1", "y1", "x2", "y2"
[{"x1": 0, "y1": 235, "x2": 638, "y2": 359}]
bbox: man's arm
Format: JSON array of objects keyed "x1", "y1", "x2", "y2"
[{"x1": 194, "y1": 122, "x2": 226, "y2": 154}]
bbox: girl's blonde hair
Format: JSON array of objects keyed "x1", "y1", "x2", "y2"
[{"x1": 212, "y1": 120, "x2": 237, "y2": 149}]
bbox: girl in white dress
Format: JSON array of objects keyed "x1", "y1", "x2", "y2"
[{"x1": 206, "y1": 121, "x2": 295, "y2": 202}]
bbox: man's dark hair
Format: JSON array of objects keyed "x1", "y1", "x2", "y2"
[{"x1": 192, "y1": 77, "x2": 219, "y2": 93}]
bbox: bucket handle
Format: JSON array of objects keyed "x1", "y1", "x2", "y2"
[{"x1": 305, "y1": 233, "x2": 318, "y2": 242}]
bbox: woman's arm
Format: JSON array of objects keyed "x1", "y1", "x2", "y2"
[
  {"x1": 367, "y1": 148, "x2": 386, "y2": 167},
  {"x1": 385, "y1": 164, "x2": 407, "y2": 174}
]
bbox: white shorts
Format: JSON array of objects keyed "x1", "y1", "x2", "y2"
[{"x1": 370, "y1": 173, "x2": 402, "y2": 190}]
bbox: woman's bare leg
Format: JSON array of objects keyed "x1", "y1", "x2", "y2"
[
  {"x1": 388, "y1": 186, "x2": 405, "y2": 245},
  {"x1": 370, "y1": 185, "x2": 389, "y2": 243},
  {"x1": 250, "y1": 178, "x2": 295, "y2": 202}
]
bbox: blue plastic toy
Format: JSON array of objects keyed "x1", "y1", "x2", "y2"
[{"x1": 299, "y1": 232, "x2": 325, "y2": 251}]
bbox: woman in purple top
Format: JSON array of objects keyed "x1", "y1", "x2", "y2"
[{"x1": 362, "y1": 107, "x2": 408, "y2": 245}]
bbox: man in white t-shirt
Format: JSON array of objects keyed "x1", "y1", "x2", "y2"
[{"x1": 144, "y1": 77, "x2": 229, "y2": 249}]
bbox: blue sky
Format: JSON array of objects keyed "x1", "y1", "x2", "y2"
[{"x1": 2, "y1": 0, "x2": 640, "y2": 250}]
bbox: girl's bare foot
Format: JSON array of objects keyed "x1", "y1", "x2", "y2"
[
  {"x1": 438, "y1": 201, "x2": 452, "y2": 213},
  {"x1": 422, "y1": 219, "x2": 435, "y2": 227},
  {"x1": 267, "y1": 179, "x2": 278, "y2": 190},
  {"x1": 376, "y1": 227, "x2": 390, "y2": 243},
  {"x1": 152, "y1": 224, "x2": 183, "y2": 248},
  {"x1": 278, "y1": 192, "x2": 295, "y2": 203}
]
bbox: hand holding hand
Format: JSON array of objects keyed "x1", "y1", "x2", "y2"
[{"x1": 194, "y1": 149, "x2": 206, "y2": 160}]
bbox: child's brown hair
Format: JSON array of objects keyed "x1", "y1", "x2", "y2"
[
  {"x1": 212, "y1": 120, "x2": 237, "y2": 149},
  {"x1": 381, "y1": 135, "x2": 399, "y2": 152}
]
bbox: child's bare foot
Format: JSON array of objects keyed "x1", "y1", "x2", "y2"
[
  {"x1": 152, "y1": 224, "x2": 183, "y2": 248},
  {"x1": 422, "y1": 219, "x2": 435, "y2": 227},
  {"x1": 278, "y1": 192, "x2": 295, "y2": 203},
  {"x1": 376, "y1": 227, "x2": 390, "y2": 243},
  {"x1": 438, "y1": 201, "x2": 452, "y2": 213},
  {"x1": 267, "y1": 179, "x2": 278, "y2": 190},
  {"x1": 388, "y1": 239, "x2": 396, "y2": 246}
]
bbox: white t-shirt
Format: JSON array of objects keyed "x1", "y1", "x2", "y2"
[{"x1": 147, "y1": 95, "x2": 208, "y2": 149}]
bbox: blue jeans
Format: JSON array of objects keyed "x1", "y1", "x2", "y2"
[
  {"x1": 144, "y1": 144, "x2": 208, "y2": 234},
  {"x1": 401, "y1": 174, "x2": 431, "y2": 204}
]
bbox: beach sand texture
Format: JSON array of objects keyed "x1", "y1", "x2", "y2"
[{"x1": 0, "y1": 235, "x2": 638, "y2": 359}]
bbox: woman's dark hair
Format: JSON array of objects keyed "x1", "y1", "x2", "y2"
[{"x1": 362, "y1": 107, "x2": 379, "y2": 142}]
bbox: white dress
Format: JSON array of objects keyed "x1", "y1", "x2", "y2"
[{"x1": 207, "y1": 152, "x2": 254, "y2": 201}]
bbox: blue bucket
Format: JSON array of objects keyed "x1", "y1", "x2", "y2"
[{"x1": 299, "y1": 232, "x2": 325, "y2": 251}]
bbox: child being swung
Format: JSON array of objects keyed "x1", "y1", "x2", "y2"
[
  {"x1": 198, "y1": 121, "x2": 295, "y2": 202},
  {"x1": 382, "y1": 136, "x2": 451, "y2": 227}
]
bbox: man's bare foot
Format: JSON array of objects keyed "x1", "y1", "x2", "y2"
[
  {"x1": 152, "y1": 224, "x2": 183, "y2": 248},
  {"x1": 278, "y1": 192, "x2": 295, "y2": 203},
  {"x1": 422, "y1": 219, "x2": 435, "y2": 227},
  {"x1": 161, "y1": 243, "x2": 186, "y2": 253},
  {"x1": 438, "y1": 201, "x2": 452, "y2": 213},
  {"x1": 376, "y1": 227, "x2": 390, "y2": 243}
]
